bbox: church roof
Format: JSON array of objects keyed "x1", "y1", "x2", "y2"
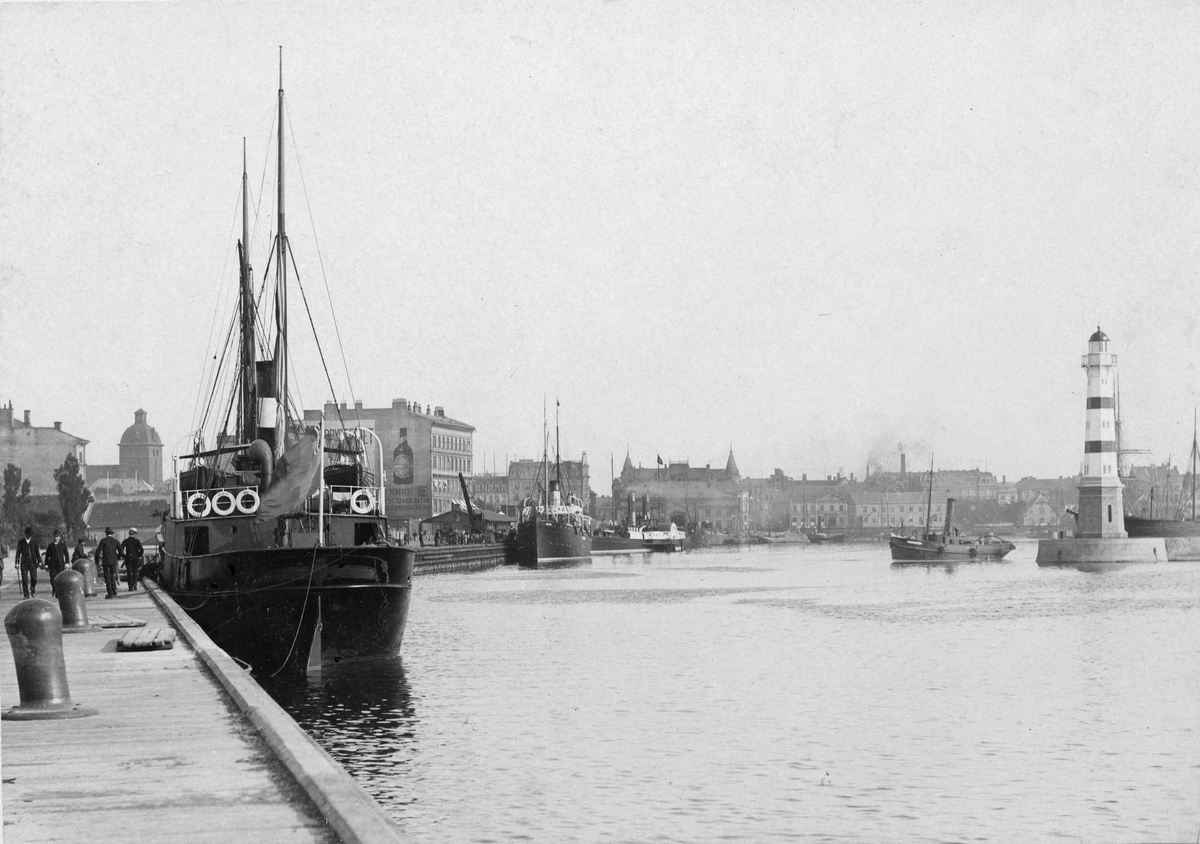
[
  {"x1": 725, "y1": 447, "x2": 739, "y2": 476},
  {"x1": 120, "y1": 409, "x2": 161, "y2": 446}
]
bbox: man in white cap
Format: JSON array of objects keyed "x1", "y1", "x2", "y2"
[{"x1": 120, "y1": 528, "x2": 144, "y2": 592}]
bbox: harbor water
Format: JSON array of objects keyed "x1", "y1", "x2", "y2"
[{"x1": 262, "y1": 541, "x2": 1200, "y2": 843}]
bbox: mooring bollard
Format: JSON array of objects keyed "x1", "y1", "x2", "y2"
[
  {"x1": 3, "y1": 599, "x2": 98, "y2": 720},
  {"x1": 54, "y1": 570, "x2": 94, "y2": 633},
  {"x1": 71, "y1": 558, "x2": 97, "y2": 597}
]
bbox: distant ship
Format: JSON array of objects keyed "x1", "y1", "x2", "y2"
[
  {"x1": 641, "y1": 522, "x2": 686, "y2": 551},
  {"x1": 806, "y1": 516, "x2": 845, "y2": 544},
  {"x1": 889, "y1": 462, "x2": 1014, "y2": 563},
  {"x1": 591, "y1": 525, "x2": 650, "y2": 555},
  {"x1": 511, "y1": 407, "x2": 592, "y2": 568},
  {"x1": 158, "y1": 64, "x2": 413, "y2": 674}
]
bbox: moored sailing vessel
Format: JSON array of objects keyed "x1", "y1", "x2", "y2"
[
  {"x1": 1123, "y1": 417, "x2": 1200, "y2": 559},
  {"x1": 157, "y1": 63, "x2": 413, "y2": 675}
]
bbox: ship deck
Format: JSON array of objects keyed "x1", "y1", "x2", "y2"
[{"x1": 0, "y1": 576, "x2": 407, "y2": 843}]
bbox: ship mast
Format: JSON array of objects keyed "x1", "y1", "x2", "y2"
[
  {"x1": 924, "y1": 455, "x2": 934, "y2": 538},
  {"x1": 541, "y1": 396, "x2": 548, "y2": 509},
  {"x1": 555, "y1": 399, "x2": 562, "y2": 496},
  {"x1": 1192, "y1": 410, "x2": 1197, "y2": 522},
  {"x1": 273, "y1": 47, "x2": 288, "y2": 458},
  {"x1": 238, "y1": 139, "x2": 256, "y2": 442}
]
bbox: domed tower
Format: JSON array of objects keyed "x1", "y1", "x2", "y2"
[{"x1": 119, "y1": 409, "x2": 163, "y2": 485}]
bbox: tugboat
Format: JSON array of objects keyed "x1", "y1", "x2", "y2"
[
  {"x1": 889, "y1": 497, "x2": 1015, "y2": 563},
  {"x1": 157, "y1": 61, "x2": 413, "y2": 675},
  {"x1": 511, "y1": 406, "x2": 592, "y2": 568}
]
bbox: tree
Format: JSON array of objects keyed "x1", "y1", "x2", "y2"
[
  {"x1": 55, "y1": 454, "x2": 92, "y2": 538},
  {"x1": 2, "y1": 463, "x2": 32, "y2": 542}
]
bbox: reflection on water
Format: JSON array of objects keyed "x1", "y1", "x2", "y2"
[
  {"x1": 260, "y1": 661, "x2": 419, "y2": 805},
  {"x1": 262, "y1": 542, "x2": 1200, "y2": 843}
]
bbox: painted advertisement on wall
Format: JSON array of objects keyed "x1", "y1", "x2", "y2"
[{"x1": 382, "y1": 413, "x2": 433, "y2": 523}]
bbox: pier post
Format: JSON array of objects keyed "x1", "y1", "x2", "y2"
[
  {"x1": 54, "y1": 570, "x2": 95, "y2": 633},
  {"x1": 71, "y1": 557, "x2": 97, "y2": 597},
  {"x1": 3, "y1": 599, "x2": 97, "y2": 720}
]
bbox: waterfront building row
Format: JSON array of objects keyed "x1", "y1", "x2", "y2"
[
  {"x1": 464, "y1": 455, "x2": 592, "y2": 518},
  {"x1": 304, "y1": 397, "x2": 476, "y2": 528}
]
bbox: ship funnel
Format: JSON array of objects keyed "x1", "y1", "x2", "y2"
[
  {"x1": 944, "y1": 497, "x2": 956, "y2": 537},
  {"x1": 549, "y1": 479, "x2": 562, "y2": 507},
  {"x1": 249, "y1": 439, "x2": 274, "y2": 488},
  {"x1": 627, "y1": 492, "x2": 634, "y2": 523}
]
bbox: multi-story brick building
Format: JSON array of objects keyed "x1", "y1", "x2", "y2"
[
  {"x1": 849, "y1": 491, "x2": 947, "y2": 532},
  {"x1": 304, "y1": 397, "x2": 475, "y2": 529},
  {"x1": 0, "y1": 402, "x2": 89, "y2": 496},
  {"x1": 610, "y1": 449, "x2": 745, "y2": 531},
  {"x1": 507, "y1": 455, "x2": 591, "y2": 513}
]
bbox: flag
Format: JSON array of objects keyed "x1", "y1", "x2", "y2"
[
  {"x1": 657, "y1": 455, "x2": 663, "y2": 465},
  {"x1": 253, "y1": 431, "x2": 322, "y2": 540}
]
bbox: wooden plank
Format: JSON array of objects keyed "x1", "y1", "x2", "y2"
[
  {"x1": 0, "y1": 587, "x2": 338, "y2": 844},
  {"x1": 90, "y1": 613, "x2": 148, "y2": 628},
  {"x1": 116, "y1": 627, "x2": 177, "y2": 650}
]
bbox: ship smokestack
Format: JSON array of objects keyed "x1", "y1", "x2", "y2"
[{"x1": 944, "y1": 497, "x2": 956, "y2": 537}]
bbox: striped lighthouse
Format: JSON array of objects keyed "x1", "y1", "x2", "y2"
[{"x1": 1077, "y1": 327, "x2": 1126, "y2": 538}]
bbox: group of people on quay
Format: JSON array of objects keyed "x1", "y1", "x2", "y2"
[
  {"x1": 424, "y1": 526, "x2": 514, "y2": 547},
  {"x1": 2, "y1": 525, "x2": 145, "y2": 600}
]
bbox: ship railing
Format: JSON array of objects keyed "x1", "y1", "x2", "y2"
[
  {"x1": 179, "y1": 484, "x2": 263, "y2": 519},
  {"x1": 313, "y1": 484, "x2": 383, "y2": 516}
]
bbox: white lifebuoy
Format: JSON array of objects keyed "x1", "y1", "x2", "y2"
[
  {"x1": 350, "y1": 488, "x2": 376, "y2": 514},
  {"x1": 187, "y1": 492, "x2": 212, "y2": 518},
  {"x1": 211, "y1": 490, "x2": 237, "y2": 516},
  {"x1": 235, "y1": 488, "x2": 260, "y2": 514}
]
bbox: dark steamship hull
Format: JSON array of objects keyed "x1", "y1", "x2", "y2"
[
  {"x1": 513, "y1": 520, "x2": 592, "y2": 568},
  {"x1": 1124, "y1": 515, "x2": 1200, "y2": 560},
  {"x1": 889, "y1": 534, "x2": 1015, "y2": 563},
  {"x1": 158, "y1": 537, "x2": 413, "y2": 674},
  {"x1": 591, "y1": 534, "x2": 650, "y2": 555}
]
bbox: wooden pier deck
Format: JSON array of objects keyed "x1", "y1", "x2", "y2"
[
  {"x1": 0, "y1": 577, "x2": 408, "y2": 843},
  {"x1": 414, "y1": 543, "x2": 510, "y2": 575}
]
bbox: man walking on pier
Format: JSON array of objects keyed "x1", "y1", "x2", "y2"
[
  {"x1": 120, "y1": 528, "x2": 143, "y2": 591},
  {"x1": 15, "y1": 526, "x2": 41, "y2": 598},
  {"x1": 94, "y1": 527, "x2": 122, "y2": 599},
  {"x1": 44, "y1": 529, "x2": 70, "y2": 597}
]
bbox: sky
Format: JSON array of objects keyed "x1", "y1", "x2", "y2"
[{"x1": 3, "y1": 2, "x2": 1200, "y2": 487}]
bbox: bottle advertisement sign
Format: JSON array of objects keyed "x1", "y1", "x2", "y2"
[{"x1": 392, "y1": 427, "x2": 414, "y2": 485}]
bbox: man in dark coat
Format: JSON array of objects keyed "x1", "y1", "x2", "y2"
[
  {"x1": 93, "y1": 527, "x2": 123, "y2": 599},
  {"x1": 44, "y1": 529, "x2": 71, "y2": 597},
  {"x1": 120, "y1": 528, "x2": 144, "y2": 591},
  {"x1": 15, "y1": 526, "x2": 41, "y2": 598}
]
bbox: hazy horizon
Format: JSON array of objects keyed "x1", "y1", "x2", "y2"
[{"x1": 4, "y1": 3, "x2": 1200, "y2": 484}]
